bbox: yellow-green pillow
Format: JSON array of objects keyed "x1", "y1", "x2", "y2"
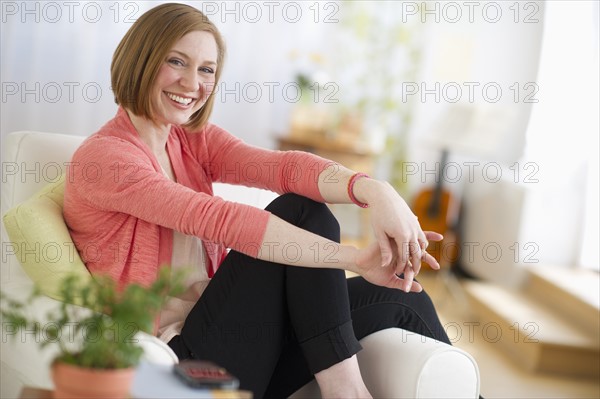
[{"x1": 3, "y1": 175, "x2": 93, "y2": 303}]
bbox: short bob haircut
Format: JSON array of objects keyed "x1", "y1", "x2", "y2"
[{"x1": 111, "y1": 3, "x2": 225, "y2": 131}]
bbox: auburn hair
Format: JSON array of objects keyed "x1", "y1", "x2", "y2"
[{"x1": 111, "y1": 3, "x2": 225, "y2": 131}]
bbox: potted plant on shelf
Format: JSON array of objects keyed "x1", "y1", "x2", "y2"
[{"x1": 0, "y1": 267, "x2": 183, "y2": 399}]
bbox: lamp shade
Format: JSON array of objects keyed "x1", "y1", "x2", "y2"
[{"x1": 423, "y1": 104, "x2": 516, "y2": 159}]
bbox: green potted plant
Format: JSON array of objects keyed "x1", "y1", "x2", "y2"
[{"x1": 0, "y1": 267, "x2": 183, "y2": 399}]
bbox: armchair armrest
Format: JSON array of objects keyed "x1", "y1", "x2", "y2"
[{"x1": 291, "y1": 328, "x2": 480, "y2": 399}]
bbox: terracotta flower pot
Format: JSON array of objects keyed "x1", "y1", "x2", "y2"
[{"x1": 51, "y1": 362, "x2": 135, "y2": 399}]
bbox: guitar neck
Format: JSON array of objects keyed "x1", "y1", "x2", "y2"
[{"x1": 427, "y1": 149, "x2": 449, "y2": 218}]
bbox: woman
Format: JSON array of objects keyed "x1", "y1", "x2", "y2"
[{"x1": 64, "y1": 3, "x2": 451, "y2": 398}]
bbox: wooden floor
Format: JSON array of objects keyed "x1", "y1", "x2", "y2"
[{"x1": 420, "y1": 272, "x2": 600, "y2": 399}]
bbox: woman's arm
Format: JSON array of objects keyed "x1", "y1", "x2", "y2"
[
  {"x1": 66, "y1": 136, "x2": 272, "y2": 259},
  {"x1": 200, "y1": 124, "x2": 333, "y2": 202},
  {"x1": 198, "y1": 126, "x2": 439, "y2": 291},
  {"x1": 259, "y1": 213, "x2": 442, "y2": 292}
]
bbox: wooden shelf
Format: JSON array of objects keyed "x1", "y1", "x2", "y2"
[{"x1": 276, "y1": 135, "x2": 376, "y2": 156}]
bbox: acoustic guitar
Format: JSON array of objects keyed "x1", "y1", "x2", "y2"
[{"x1": 411, "y1": 149, "x2": 460, "y2": 270}]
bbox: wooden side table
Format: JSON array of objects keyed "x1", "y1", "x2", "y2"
[
  {"x1": 276, "y1": 135, "x2": 376, "y2": 174},
  {"x1": 276, "y1": 134, "x2": 378, "y2": 247},
  {"x1": 19, "y1": 387, "x2": 51, "y2": 399}
]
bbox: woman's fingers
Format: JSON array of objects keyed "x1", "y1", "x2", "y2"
[
  {"x1": 424, "y1": 231, "x2": 444, "y2": 242},
  {"x1": 409, "y1": 280, "x2": 423, "y2": 292},
  {"x1": 392, "y1": 272, "x2": 423, "y2": 292},
  {"x1": 422, "y1": 251, "x2": 441, "y2": 270},
  {"x1": 395, "y1": 258, "x2": 415, "y2": 293},
  {"x1": 376, "y1": 231, "x2": 394, "y2": 267},
  {"x1": 409, "y1": 240, "x2": 422, "y2": 277}
]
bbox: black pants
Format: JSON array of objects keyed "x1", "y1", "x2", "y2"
[{"x1": 168, "y1": 194, "x2": 451, "y2": 398}]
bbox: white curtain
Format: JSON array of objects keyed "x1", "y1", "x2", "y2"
[{"x1": 524, "y1": 0, "x2": 599, "y2": 271}]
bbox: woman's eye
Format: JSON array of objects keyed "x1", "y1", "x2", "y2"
[
  {"x1": 168, "y1": 58, "x2": 184, "y2": 67},
  {"x1": 199, "y1": 67, "x2": 215, "y2": 74}
]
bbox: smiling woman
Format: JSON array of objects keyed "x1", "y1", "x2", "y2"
[
  {"x1": 110, "y1": 4, "x2": 226, "y2": 132},
  {"x1": 62, "y1": 3, "x2": 453, "y2": 399},
  {"x1": 125, "y1": 30, "x2": 220, "y2": 178}
]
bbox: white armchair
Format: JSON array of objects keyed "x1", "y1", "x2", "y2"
[{"x1": 1, "y1": 131, "x2": 480, "y2": 398}]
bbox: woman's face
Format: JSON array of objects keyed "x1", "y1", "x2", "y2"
[{"x1": 151, "y1": 30, "x2": 218, "y2": 127}]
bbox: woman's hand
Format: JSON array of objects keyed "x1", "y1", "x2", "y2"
[
  {"x1": 353, "y1": 179, "x2": 443, "y2": 292},
  {"x1": 354, "y1": 231, "x2": 443, "y2": 292}
]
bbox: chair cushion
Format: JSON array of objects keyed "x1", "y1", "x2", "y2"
[
  {"x1": 2, "y1": 175, "x2": 92, "y2": 303},
  {"x1": 2, "y1": 131, "x2": 86, "y2": 215}
]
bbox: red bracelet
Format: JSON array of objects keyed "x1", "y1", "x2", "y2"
[{"x1": 347, "y1": 172, "x2": 370, "y2": 208}]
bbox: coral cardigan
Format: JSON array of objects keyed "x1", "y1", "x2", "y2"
[{"x1": 63, "y1": 107, "x2": 331, "y2": 288}]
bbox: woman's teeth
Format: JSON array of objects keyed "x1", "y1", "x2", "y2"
[{"x1": 166, "y1": 92, "x2": 193, "y2": 105}]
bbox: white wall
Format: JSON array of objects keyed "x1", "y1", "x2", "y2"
[
  {"x1": 0, "y1": 1, "x2": 333, "y2": 150},
  {"x1": 1, "y1": 1, "x2": 545, "y2": 162}
]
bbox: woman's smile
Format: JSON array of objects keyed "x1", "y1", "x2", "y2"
[{"x1": 164, "y1": 91, "x2": 196, "y2": 107}]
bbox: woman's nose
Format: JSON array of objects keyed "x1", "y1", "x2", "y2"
[{"x1": 180, "y1": 69, "x2": 200, "y2": 92}]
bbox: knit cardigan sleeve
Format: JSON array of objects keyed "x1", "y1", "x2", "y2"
[
  {"x1": 187, "y1": 123, "x2": 334, "y2": 201},
  {"x1": 67, "y1": 121, "x2": 334, "y2": 261},
  {"x1": 67, "y1": 134, "x2": 273, "y2": 258}
]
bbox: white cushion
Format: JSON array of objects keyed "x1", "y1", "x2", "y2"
[
  {"x1": 135, "y1": 332, "x2": 179, "y2": 366},
  {"x1": 2, "y1": 131, "x2": 85, "y2": 213}
]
